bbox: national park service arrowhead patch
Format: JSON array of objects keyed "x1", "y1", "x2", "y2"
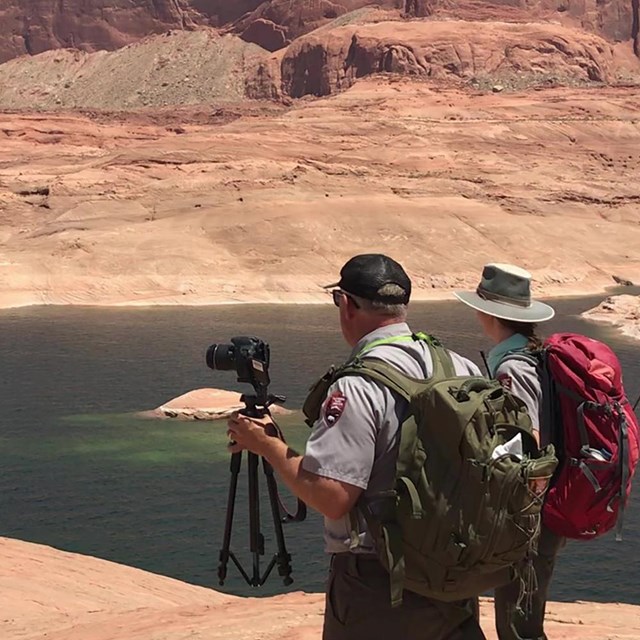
[{"x1": 324, "y1": 391, "x2": 347, "y2": 426}]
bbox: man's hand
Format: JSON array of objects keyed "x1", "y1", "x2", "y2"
[
  {"x1": 227, "y1": 412, "x2": 362, "y2": 520},
  {"x1": 226, "y1": 412, "x2": 275, "y2": 455}
]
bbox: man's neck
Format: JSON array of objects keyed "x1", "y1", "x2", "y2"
[{"x1": 349, "y1": 317, "x2": 407, "y2": 346}]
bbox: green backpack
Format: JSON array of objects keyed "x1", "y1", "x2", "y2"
[{"x1": 303, "y1": 334, "x2": 558, "y2": 608}]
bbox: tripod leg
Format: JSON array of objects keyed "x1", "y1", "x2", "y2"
[
  {"x1": 262, "y1": 457, "x2": 294, "y2": 586},
  {"x1": 247, "y1": 451, "x2": 264, "y2": 586},
  {"x1": 218, "y1": 451, "x2": 242, "y2": 585}
]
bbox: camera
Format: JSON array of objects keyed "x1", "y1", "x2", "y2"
[{"x1": 206, "y1": 336, "x2": 270, "y2": 396}]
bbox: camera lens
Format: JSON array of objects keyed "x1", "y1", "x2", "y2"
[{"x1": 205, "y1": 343, "x2": 236, "y2": 371}]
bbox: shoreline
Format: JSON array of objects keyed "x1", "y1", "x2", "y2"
[
  {"x1": 0, "y1": 280, "x2": 633, "y2": 311},
  {"x1": 2, "y1": 81, "x2": 639, "y2": 319}
]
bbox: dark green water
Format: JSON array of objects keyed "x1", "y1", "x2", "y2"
[{"x1": 1, "y1": 296, "x2": 639, "y2": 602}]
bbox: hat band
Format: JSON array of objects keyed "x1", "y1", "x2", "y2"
[{"x1": 476, "y1": 285, "x2": 530, "y2": 308}]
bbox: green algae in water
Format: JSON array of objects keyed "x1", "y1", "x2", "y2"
[{"x1": 13, "y1": 411, "x2": 312, "y2": 466}]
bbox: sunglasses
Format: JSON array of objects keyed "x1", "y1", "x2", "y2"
[{"x1": 331, "y1": 289, "x2": 360, "y2": 309}]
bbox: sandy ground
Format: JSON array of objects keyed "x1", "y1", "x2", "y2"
[
  {"x1": 2, "y1": 537, "x2": 638, "y2": 640},
  {"x1": 1, "y1": 78, "x2": 639, "y2": 309}
]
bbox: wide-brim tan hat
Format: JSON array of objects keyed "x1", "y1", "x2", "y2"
[{"x1": 454, "y1": 263, "x2": 555, "y2": 323}]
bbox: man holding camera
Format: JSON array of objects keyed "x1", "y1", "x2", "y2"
[{"x1": 227, "y1": 254, "x2": 485, "y2": 640}]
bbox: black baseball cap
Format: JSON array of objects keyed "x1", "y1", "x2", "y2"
[{"x1": 325, "y1": 254, "x2": 411, "y2": 304}]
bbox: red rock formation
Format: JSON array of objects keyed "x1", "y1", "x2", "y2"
[
  {"x1": 1, "y1": 0, "x2": 636, "y2": 65},
  {"x1": 280, "y1": 21, "x2": 614, "y2": 98},
  {"x1": 235, "y1": 0, "x2": 638, "y2": 58},
  {"x1": 190, "y1": 1, "x2": 265, "y2": 26},
  {"x1": 0, "y1": 0, "x2": 197, "y2": 62},
  {"x1": 584, "y1": 295, "x2": 640, "y2": 341},
  {"x1": 633, "y1": 0, "x2": 640, "y2": 56},
  {"x1": 148, "y1": 388, "x2": 292, "y2": 419},
  {"x1": 239, "y1": 17, "x2": 289, "y2": 52},
  {"x1": 233, "y1": 1, "x2": 403, "y2": 50}
]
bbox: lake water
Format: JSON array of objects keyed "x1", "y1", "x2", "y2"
[{"x1": 1, "y1": 294, "x2": 639, "y2": 603}]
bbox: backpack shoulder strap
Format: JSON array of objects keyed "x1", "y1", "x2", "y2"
[
  {"x1": 425, "y1": 341, "x2": 457, "y2": 380},
  {"x1": 338, "y1": 333, "x2": 458, "y2": 397},
  {"x1": 500, "y1": 349, "x2": 560, "y2": 447},
  {"x1": 411, "y1": 331, "x2": 456, "y2": 379},
  {"x1": 338, "y1": 359, "x2": 414, "y2": 401}
]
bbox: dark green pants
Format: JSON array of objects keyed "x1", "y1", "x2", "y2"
[
  {"x1": 323, "y1": 554, "x2": 486, "y2": 640},
  {"x1": 494, "y1": 527, "x2": 565, "y2": 640}
]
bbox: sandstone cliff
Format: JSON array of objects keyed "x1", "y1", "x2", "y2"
[
  {"x1": 1, "y1": 4, "x2": 639, "y2": 308},
  {"x1": 1, "y1": 537, "x2": 639, "y2": 639},
  {"x1": 1, "y1": 0, "x2": 638, "y2": 64},
  {"x1": 1, "y1": 79, "x2": 639, "y2": 308},
  {"x1": 277, "y1": 21, "x2": 616, "y2": 99},
  {"x1": 0, "y1": 20, "x2": 626, "y2": 110},
  {"x1": 0, "y1": 0, "x2": 198, "y2": 63}
]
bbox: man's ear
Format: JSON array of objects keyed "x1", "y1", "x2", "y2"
[{"x1": 345, "y1": 296, "x2": 359, "y2": 319}]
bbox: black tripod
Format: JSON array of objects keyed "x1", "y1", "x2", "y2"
[{"x1": 217, "y1": 392, "x2": 306, "y2": 588}]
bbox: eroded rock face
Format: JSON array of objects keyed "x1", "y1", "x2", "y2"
[
  {"x1": 239, "y1": 0, "x2": 640, "y2": 56},
  {"x1": 1, "y1": 0, "x2": 637, "y2": 64},
  {"x1": 233, "y1": 0, "x2": 403, "y2": 50},
  {"x1": 0, "y1": 0, "x2": 197, "y2": 62},
  {"x1": 280, "y1": 21, "x2": 614, "y2": 98},
  {"x1": 0, "y1": 1, "x2": 399, "y2": 63}
]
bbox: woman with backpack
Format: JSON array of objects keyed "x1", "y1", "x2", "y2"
[{"x1": 455, "y1": 263, "x2": 564, "y2": 640}]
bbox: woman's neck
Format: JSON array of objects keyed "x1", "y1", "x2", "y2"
[{"x1": 491, "y1": 321, "x2": 517, "y2": 345}]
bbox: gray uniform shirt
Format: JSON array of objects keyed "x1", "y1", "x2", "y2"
[
  {"x1": 494, "y1": 356, "x2": 542, "y2": 435},
  {"x1": 301, "y1": 322, "x2": 481, "y2": 554}
]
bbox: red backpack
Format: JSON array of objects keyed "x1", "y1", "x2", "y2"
[{"x1": 513, "y1": 333, "x2": 640, "y2": 540}]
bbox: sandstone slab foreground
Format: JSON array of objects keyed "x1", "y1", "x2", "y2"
[{"x1": 1, "y1": 537, "x2": 639, "y2": 640}]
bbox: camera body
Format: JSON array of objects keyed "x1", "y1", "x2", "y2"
[{"x1": 206, "y1": 336, "x2": 271, "y2": 402}]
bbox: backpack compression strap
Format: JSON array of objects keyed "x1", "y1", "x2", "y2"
[{"x1": 615, "y1": 402, "x2": 630, "y2": 542}]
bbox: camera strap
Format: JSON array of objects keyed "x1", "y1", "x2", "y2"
[{"x1": 266, "y1": 413, "x2": 307, "y2": 523}]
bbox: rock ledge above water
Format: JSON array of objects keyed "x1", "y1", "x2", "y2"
[
  {"x1": 147, "y1": 387, "x2": 292, "y2": 420},
  {"x1": 583, "y1": 294, "x2": 640, "y2": 341}
]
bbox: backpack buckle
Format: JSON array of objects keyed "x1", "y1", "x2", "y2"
[{"x1": 449, "y1": 386, "x2": 470, "y2": 402}]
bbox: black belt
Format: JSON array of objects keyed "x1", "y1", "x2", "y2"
[{"x1": 330, "y1": 553, "x2": 382, "y2": 576}]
